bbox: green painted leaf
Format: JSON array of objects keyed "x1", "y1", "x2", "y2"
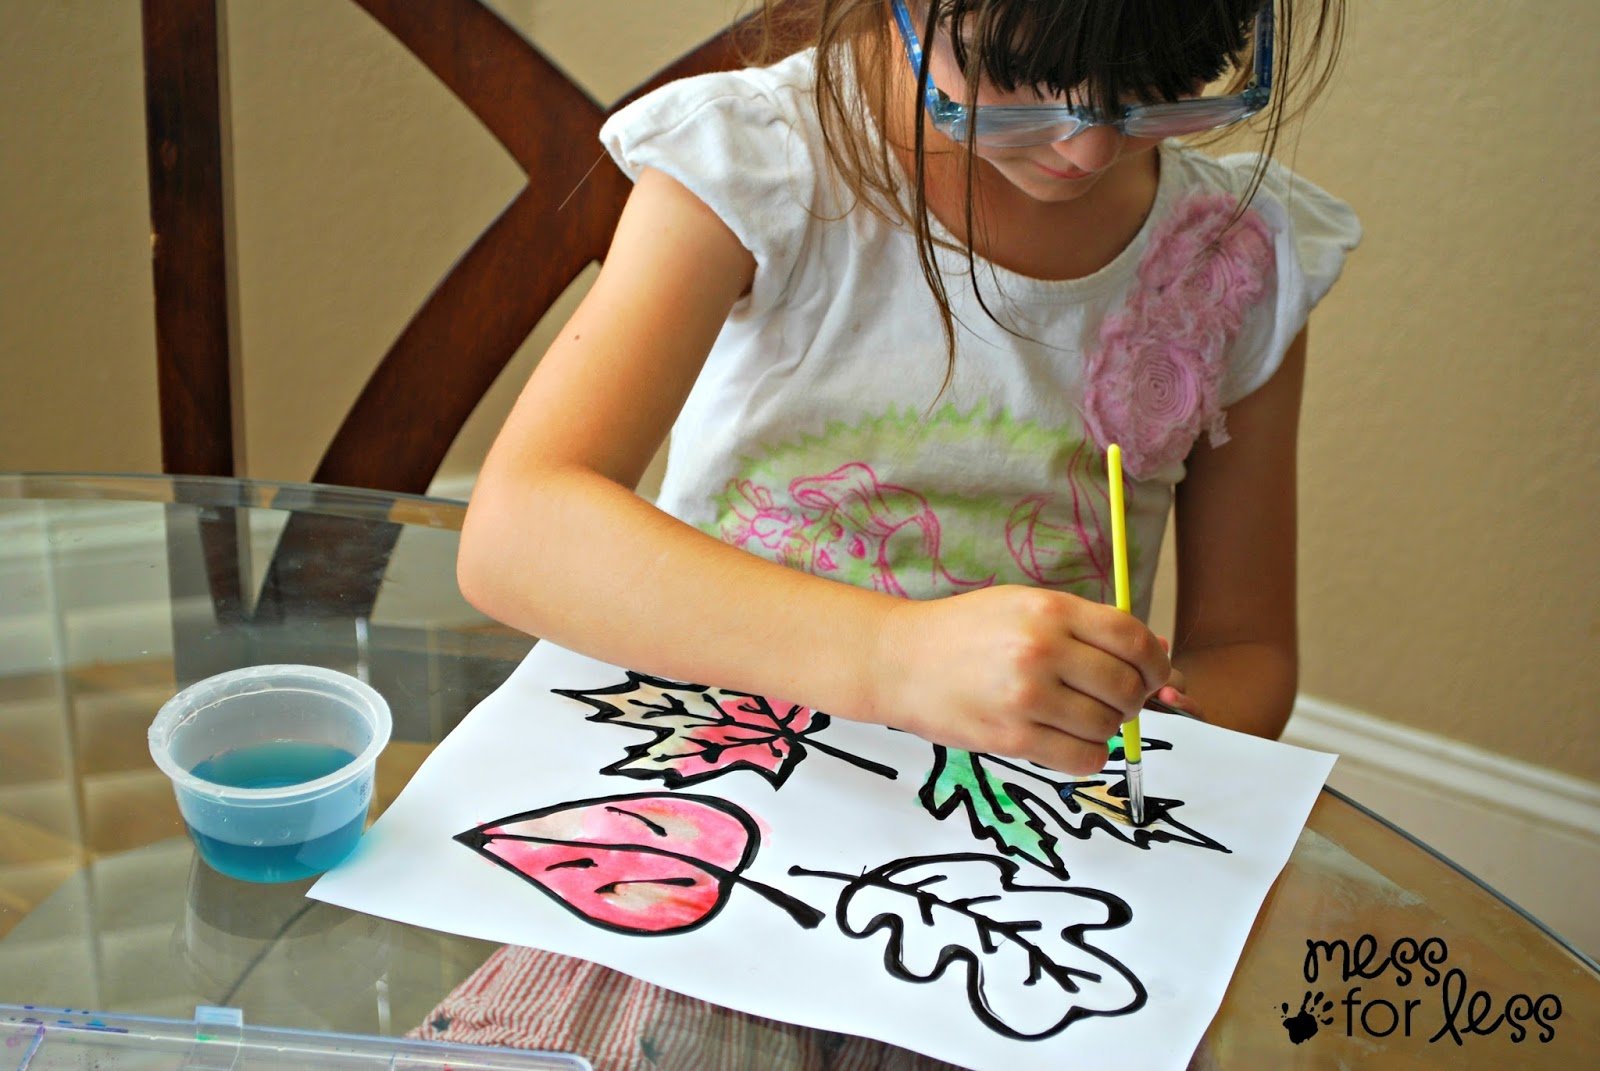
[{"x1": 918, "y1": 748, "x2": 1067, "y2": 877}]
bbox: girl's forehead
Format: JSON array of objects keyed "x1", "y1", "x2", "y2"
[{"x1": 918, "y1": 0, "x2": 1256, "y2": 104}]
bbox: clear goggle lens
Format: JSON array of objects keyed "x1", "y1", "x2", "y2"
[
  {"x1": 1121, "y1": 98, "x2": 1257, "y2": 138},
  {"x1": 950, "y1": 98, "x2": 1259, "y2": 148},
  {"x1": 956, "y1": 114, "x2": 1089, "y2": 148}
]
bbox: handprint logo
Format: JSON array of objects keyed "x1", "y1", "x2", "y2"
[{"x1": 1280, "y1": 991, "x2": 1335, "y2": 1044}]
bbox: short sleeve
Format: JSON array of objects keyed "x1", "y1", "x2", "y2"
[
  {"x1": 1214, "y1": 153, "x2": 1362, "y2": 404},
  {"x1": 599, "y1": 56, "x2": 822, "y2": 316}
]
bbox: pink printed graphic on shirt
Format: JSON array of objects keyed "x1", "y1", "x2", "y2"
[
  {"x1": 719, "y1": 436, "x2": 1121, "y2": 603},
  {"x1": 1081, "y1": 192, "x2": 1276, "y2": 479},
  {"x1": 722, "y1": 462, "x2": 993, "y2": 599},
  {"x1": 1003, "y1": 440, "x2": 1113, "y2": 598}
]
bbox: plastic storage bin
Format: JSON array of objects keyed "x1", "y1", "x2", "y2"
[{"x1": 0, "y1": 1003, "x2": 591, "y2": 1070}]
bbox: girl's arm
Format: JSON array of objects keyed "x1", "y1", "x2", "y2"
[
  {"x1": 461, "y1": 168, "x2": 885, "y2": 715},
  {"x1": 1164, "y1": 328, "x2": 1307, "y2": 738},
  {"x1": 460, "y1": 167, "x2": 1168, "y2": 774}
]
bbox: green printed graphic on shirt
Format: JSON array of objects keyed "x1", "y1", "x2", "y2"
[{"x1": 705, "y1": 405, "x2": 1141, "y2": 602}]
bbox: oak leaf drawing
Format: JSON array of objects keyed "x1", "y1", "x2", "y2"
[{"x1": 790, "y1": 853, "x2": 1145, "y2": 1039}]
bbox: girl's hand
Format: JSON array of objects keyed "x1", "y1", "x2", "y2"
[
  {"x1": 1153, "y1": 683, "x2": 1208, "y2": 722},
  {"x1": 870, "y1": 586, "x2": 1170, "y2": 774},
  {"x1": 1154, "y1": 638, "x2": 1208, "y2": 721}
]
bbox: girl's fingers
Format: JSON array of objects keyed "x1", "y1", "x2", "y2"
[
  {"x1": 1053, "y1": 644, "x2": 1152, "y2": 721},
  {"x1": 1025, "y1": 682, "x2": 1125, "y2": 748},
  {"x1": 1068, "y1": 607, "x2": 1169, "y2": 695},
  {"x1": 1023, "y1": 724, "x2": 1113, "y2": 775},
  {"x1": 1156, "y1": 686, "x2": 1207, "y2": 722}
]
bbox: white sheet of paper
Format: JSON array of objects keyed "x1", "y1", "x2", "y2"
[{"x1": 312, "y1": 641, "x2": 1334, "y2": 1070}]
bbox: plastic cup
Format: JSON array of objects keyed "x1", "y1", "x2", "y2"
[{"x1": 148, "y1": 664, "x2": 392, "y2": 883}]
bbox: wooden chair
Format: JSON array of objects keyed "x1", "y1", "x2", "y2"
[
  {"x1": 141, "y1": 0, "x2": 792, "y2": 493},
  {"x1": 140, "y1": 0, "x2": 800, "y2": 625}
]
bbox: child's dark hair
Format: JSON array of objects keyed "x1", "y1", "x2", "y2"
[{"x1": 751, "y1": 1, "x2": 1344, "y2": 394}]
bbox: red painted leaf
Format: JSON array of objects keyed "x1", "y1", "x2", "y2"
[
  {"x1": 554, "y1": 674, "x2": 896, "y2": 787},
  {"x1": 457, "y1": 792, "x2": 760, "y2": 935}
]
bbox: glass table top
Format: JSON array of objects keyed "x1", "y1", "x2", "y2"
[{"x1": 1, "y1": 472, "x2": 1595, "y2": 1068}]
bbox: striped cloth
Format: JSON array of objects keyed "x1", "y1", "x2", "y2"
[{"x1": 409, "y1": 945, "x2": 965, "y2": 1070}]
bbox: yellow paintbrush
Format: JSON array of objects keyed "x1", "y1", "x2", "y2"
[{"x1": 1106, "y1": 444, "x2": 1146, "y2": 826}]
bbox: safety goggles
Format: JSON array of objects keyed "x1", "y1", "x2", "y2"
[{"x1": 889, "y1": 0, "x2": 1274, "y2": 148}]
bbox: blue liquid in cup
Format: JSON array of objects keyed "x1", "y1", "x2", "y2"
[{"x1": 187, "y1": 742, "x2": 368, "y2": 883}]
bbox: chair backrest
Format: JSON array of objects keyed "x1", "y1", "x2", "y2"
[{"x1": 142, "y1": 0, "x2": 791, "y2": 496}]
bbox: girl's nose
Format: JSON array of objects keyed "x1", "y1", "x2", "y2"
[{"x1": 1054, "y1": 126, "x2": 1123, "y2": 173}]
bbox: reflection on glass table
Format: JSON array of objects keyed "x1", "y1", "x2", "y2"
[{"x1": 0, "y1": 473, "x2": 1595, "y2": 1068}]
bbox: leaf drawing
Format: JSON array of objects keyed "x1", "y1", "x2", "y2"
[
  {"x1": 920, "y1": 748, "x2": 1069, "y2": 876},
  {"x1": 790, "y1": 853, "x2": 1145, "y2": 1039},
  {"x1": 457, "y1": 792, "x2": 823, "y2": 934},
  {"x1": 919, "y1": 744, "x2": 1229, "y2": 879},
  {"x1": 1055, "y1": 774, "x2": 1229, "y2": 857},
  {"x1": 555, "y1": 674, "x2": 896, "y2": 788},
  {"x1": 1103, "y1": 730, "x2": 1172, "y2": 764}
]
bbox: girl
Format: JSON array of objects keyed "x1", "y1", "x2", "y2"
[{"x1": 441, "y1": 1, "x2": 1357, "y2": 1064}]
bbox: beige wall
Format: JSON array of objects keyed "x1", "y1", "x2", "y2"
[{"x1": 2, "y1": 1, "x2": 1596, "y2": 781}]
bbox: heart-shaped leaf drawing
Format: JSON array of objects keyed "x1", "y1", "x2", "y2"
[
  {"x1": 790, "y1": 853, "x2": 1145, "y2": 1039},
  {"x1": 555, "y1": 674, "x2": 896, "y2": 787},
  {"x1": 457, "y1": 792, "x2": 822, "y2": 934}
]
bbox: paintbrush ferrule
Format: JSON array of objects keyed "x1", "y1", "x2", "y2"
[{"x1": 1126, "y1": 760, "x2": 1146, "y2": 826}]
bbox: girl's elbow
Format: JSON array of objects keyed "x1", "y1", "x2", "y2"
[
  {"x1": 455, "y1": 526, "x2": 499, "y2": 621},
  {"x1": 455, "y1": 486, "x2": 519, "y2": 621}
]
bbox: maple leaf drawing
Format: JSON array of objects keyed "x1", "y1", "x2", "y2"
[
  {"x1": 555, "y1": 674, "x2": 897, "y2": 788},
  {"x1": 790, "y1": 853, "x2": 1146, "y2": 1039}
]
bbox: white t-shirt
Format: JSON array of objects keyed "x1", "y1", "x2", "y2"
[{"x1": 600, "y1": 49, "x2": 1360, "y2": 619}]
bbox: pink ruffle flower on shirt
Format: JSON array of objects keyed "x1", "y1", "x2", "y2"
[{"x1": 1081, "y1": 192, "x2": 1276, "y2": 479}]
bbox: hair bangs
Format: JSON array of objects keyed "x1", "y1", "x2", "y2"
[{"x1": 942, "y1": 0, "x2": 1258, "y2": 114}]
